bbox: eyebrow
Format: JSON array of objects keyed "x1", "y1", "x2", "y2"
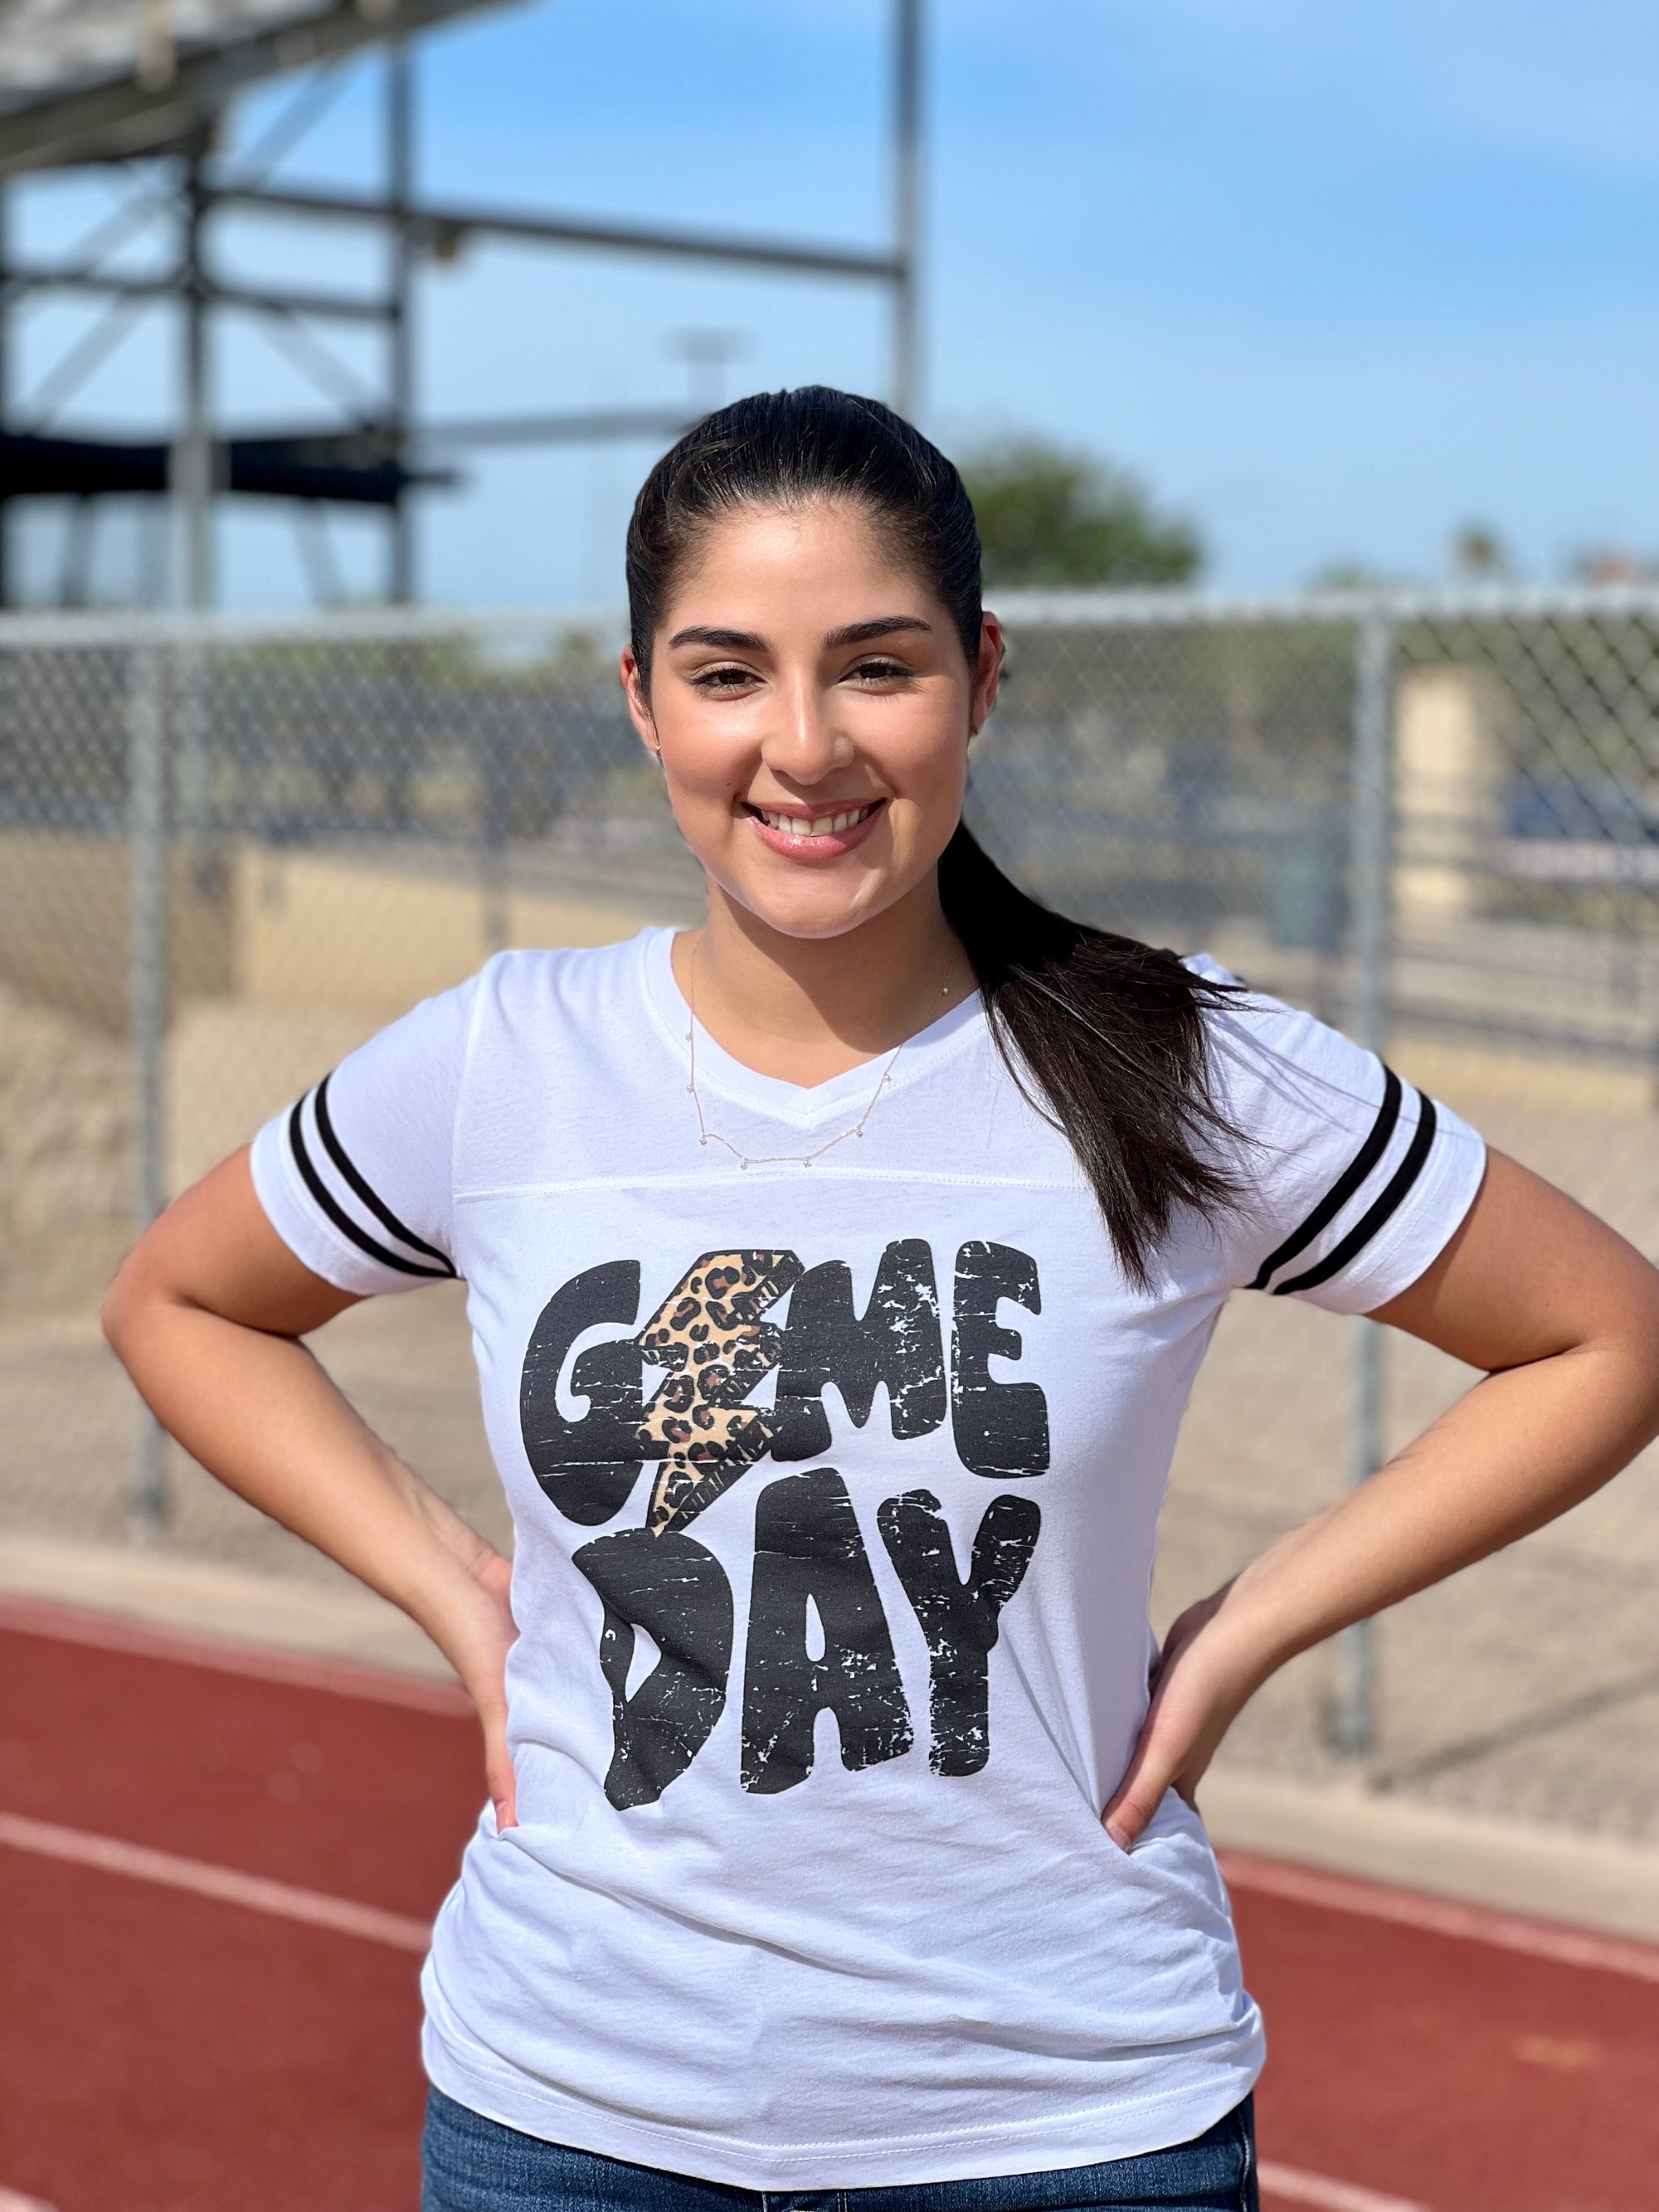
[
  {"x1": 824, "y1": 616, "x2": 934, "y2": 649},
  {"x1": 666, "y1": 615, "x2": 933, "y2": 653},
  {"x1": 668, "y1": 625, "x2": 766, "y2": 651}
]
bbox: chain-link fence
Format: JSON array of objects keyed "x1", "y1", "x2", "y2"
[{"x1": 4, "y1": 591, "x2": 1657, "y2": 1838}]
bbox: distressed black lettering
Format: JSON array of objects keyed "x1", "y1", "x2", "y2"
[
  {"x1": 520, "y1": 1261, "x2": 645, "y2": 1525},
  {"x1": 950, "y1": 1240, "x2": 1049, "y2": 1478},
  {"x1": 573, "y1": 1528, "x2": 733, "y2": 1810},
  {"x1": 774, "y1": 1239, "x2": 946, "y2": 1461},
  {"x1": 742, "y1": 1469, "x2": 913, "y2": 1794},
  {"x1": 878, "y1": 1488, "x2": 1041, "y2": 1776}
]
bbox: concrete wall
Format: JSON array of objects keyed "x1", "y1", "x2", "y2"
[
  {"x1": 231, "y1": 844, "x2": 674, "y2": 1013},
  {"x1": 1393, "y1": 668, "x2": 1507, "y2": 925},
  {"x1": 0, "y1": 830, "x2": 678, "y2": 1032},
  {"x1": 0, "y1": 984, "x2": 132, "y2": 1313},
  {"x1": 0, "y1": 829, "x2": 233, "y2": 1032},
  {"x1": 0, "y1": 838, "x2": 685, "y2": 1309}
]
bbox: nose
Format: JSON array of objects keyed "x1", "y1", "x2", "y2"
[{"x1": 758, "y1": 672, "x2": 852, "y2": 787}]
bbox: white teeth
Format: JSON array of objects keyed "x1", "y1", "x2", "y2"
[{"x1": 759, "y1": 803, "x2": 874, "y2": 837}]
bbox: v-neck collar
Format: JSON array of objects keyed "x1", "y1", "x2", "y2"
[{"x1": 638, "y1": 927, "x2": 987, "y2": 1131}]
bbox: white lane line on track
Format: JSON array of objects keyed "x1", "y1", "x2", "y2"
[
  {"x1": 1220, "y1": 1849, "x2": 1659, "y2": 1986},
  {"x1": 0, "y1": 1811, "x2": 431, "y2": 1953},
  {"x1": 1259, "y1": 2162, "x2": 1428, "y2": 2212},
  {"x1": 0, "y1": 1596, "x2": 471, "y2": 1716},
  {"x1": 0, "y1": 1833, "x2": 1436, "y2": 2212}
]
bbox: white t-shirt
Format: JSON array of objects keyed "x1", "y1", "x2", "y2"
[{"x1": 251, "y1": 927, "x2": 1484, "y2": 2188}]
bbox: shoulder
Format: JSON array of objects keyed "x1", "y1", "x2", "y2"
[
  {"x1": 466, "y1": 930, "x2": 664, "y2": 1028},
  {"x1": 1183, "y1": 952, "x2": 1380, "y2": 1136},
  {"x1": 1178, "y1": 954, "x2": 1486, "y2": 1307},
  {"x1": 310, "y1": 931, "x2": 663, "y2": 1101}
]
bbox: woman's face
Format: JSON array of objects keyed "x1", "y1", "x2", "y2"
[{"x1": 621, "y1": 498, "x2": 1002, "y2": 943}]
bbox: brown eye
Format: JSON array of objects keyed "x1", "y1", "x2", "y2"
[
  {"x1": 850, "y1": 658, "x2": 909, "y2": 683},
  {"x1": 692, "y1": 664, "x2": 757, "y2": 692}
]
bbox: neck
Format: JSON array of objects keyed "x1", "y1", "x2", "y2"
[{"x1": 675, "y1": 873, "x2": 975, "y2": 1086}]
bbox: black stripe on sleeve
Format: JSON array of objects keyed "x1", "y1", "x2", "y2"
[
  {"x1": 1271, "y1": 1091, "x2": 1438, "y2": 1299},
  {"x1": 1248, "y1": 1066, "x2": 1404, "y2": 1291},
  {"x1": 312, "y1": 1072, "x2": 457, "y2": 1277},
  {"x1": 286, "y1": 1094, "x2": 454, "y2": 1281}
]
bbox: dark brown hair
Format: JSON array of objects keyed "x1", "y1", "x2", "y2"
[{"x1": 626, "y1": 386, "x2": 1241, "y2": 1283}]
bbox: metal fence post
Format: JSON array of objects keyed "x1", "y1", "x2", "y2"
[
  {"x1": 480, "y1": 705, "x2": 510, "y2": 957},
  {"x1": 1331, "y1": 612, "x2": 1395, "y2": 1756},
  {"x1": 127, "y1": 642, "x2": 170, "y2": 1542}
]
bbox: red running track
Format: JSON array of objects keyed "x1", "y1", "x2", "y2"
[{"x1": 3, "y1": 1601, "x2": 1657, "y2": 2212}]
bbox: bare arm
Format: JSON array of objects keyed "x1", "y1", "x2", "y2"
[
  {"x1": 102, "y1": 1148, "x2": 518, "y2": 1826},
  {"x1": 1103, "y1": 1149, "x2": 1659, "y2": 1848}
]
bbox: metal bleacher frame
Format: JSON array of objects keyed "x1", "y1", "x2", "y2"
[{"x1": 0, "y1": 0, "x2": 923, "y2": 610}]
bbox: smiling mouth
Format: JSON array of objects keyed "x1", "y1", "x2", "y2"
[{"x1": 747, "y1": 799, "x2": 884, "y2": 839}]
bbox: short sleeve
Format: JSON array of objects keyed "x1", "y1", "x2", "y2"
[
  {"x1": 248, "y1": 975, "x2": 477, "y2": 1296},
  {"x1": 1193, "y1": 957, "x2": 1487, "y2": 1315}
]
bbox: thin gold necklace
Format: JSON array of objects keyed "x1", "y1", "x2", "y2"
[{"x1": 684, "y1": 942, "x2": 954, "y2": 1172}]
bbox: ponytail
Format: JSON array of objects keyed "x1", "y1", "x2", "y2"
[{"x1": 939, "y1": 822, "x2": 1240, "y2": 1285}]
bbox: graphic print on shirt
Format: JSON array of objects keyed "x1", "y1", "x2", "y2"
[
  {"x1": 633, "y1": 1250, "x2": 804, "y2": 1534},
  {"x1": 521, "y1": 1240, "x2": 1045, "y2": 1806}
]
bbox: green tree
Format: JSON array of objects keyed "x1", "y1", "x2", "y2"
[
  {"x1": 960, "y1": 438, "x2": 1203, "y2": 589},
  {"x1": 1450, "y1": 522, "x2": 1511, "y2": 581}
]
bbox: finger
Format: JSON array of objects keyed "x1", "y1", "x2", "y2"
[
  {"x1": 1101, "y1": 1777, "x2": 1170, "y2": 1852},
  {"x1": 1101, "y1": 1733, "x2": 1183, "y2": 1852},
  {"x1": 488, "y1": 1759, "x2": 517, "y2": 1831},
  {"x1": 481, "y1": 1714, "x2": 517, "y2": 1831}
]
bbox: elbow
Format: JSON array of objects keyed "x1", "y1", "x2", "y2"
[
  {"x1": 1637, "y1": 1320, "x2": 1659, "y2": 1449},
  {"x1": 101, "y1": 1239, "x2": 163, "y2": 1368},
  {"x1": 100, "y1": 1254, "x2": 140, "y2": 1364},
  {"x1": 1609, "y1": 1266, "x2": 1659, "y2": 1452}
]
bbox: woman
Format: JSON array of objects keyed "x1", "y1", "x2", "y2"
[{"x1": 105, "y1": 389, "x2": 1659, "y2": 2212}]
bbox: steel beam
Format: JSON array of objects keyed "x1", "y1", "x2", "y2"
[
  {"x1": 387, "y1": 41, "x2": 415, "y2": 603},
  {"x1": 891, "y1": 0, "x2": 922, "y2": 421},
  {"x1": 0, "y1": 0, "x2": 509, "y2": 177},
  {"x1": 4, "y1": 262, "x2": 395, "y2": 323},
  {"x1": 0, "y1": 427, "x2": 450, "y2": 504},
  {"x1": 209, "y1": 182, "x2": 903, "y2": 283},
  {"x1": 0, "y1": 179, "x2": 10, "y2": 604},
  {"x1": 171, "y1": 153, "x2": 213, "y2": 610},
  {"x1": 420, "y1": 406, "x2": 692, "y2": 450}
]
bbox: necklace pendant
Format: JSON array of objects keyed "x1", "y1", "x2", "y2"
[{"x1": 739, "y1": 1158, "x2": 750, "y2": 1170}]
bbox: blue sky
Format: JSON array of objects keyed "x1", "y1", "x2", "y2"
[{"x1": 9, "y1": 0, "x2": 1658, "y2": 606}]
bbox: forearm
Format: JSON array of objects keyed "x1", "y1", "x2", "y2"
[
  {"x1": 1107, "y1": 1149, "x2": 1659, "y2": 1848},
  {"x1": 1106, "y1": 1330, "x2": 1659, "y2": 1845},
  {"x1": 1214, "y1": 1333, "x2": 1659, "y2": 1690},
  {"x1": 108, "y1": 1291, "x2": 504, "y2": 1666}
]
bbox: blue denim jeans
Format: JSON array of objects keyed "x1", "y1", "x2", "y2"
[{"x1": 421, "y1": 2088, "x2": 1258, "y2": 2212}]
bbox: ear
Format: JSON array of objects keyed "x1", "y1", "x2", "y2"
[
  {"x1": 969, "y1": 614, "x2": 1005, "y2": 739},
  {"x1": 620, "y1": 645, "x2": 660, "y2": 757}
]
